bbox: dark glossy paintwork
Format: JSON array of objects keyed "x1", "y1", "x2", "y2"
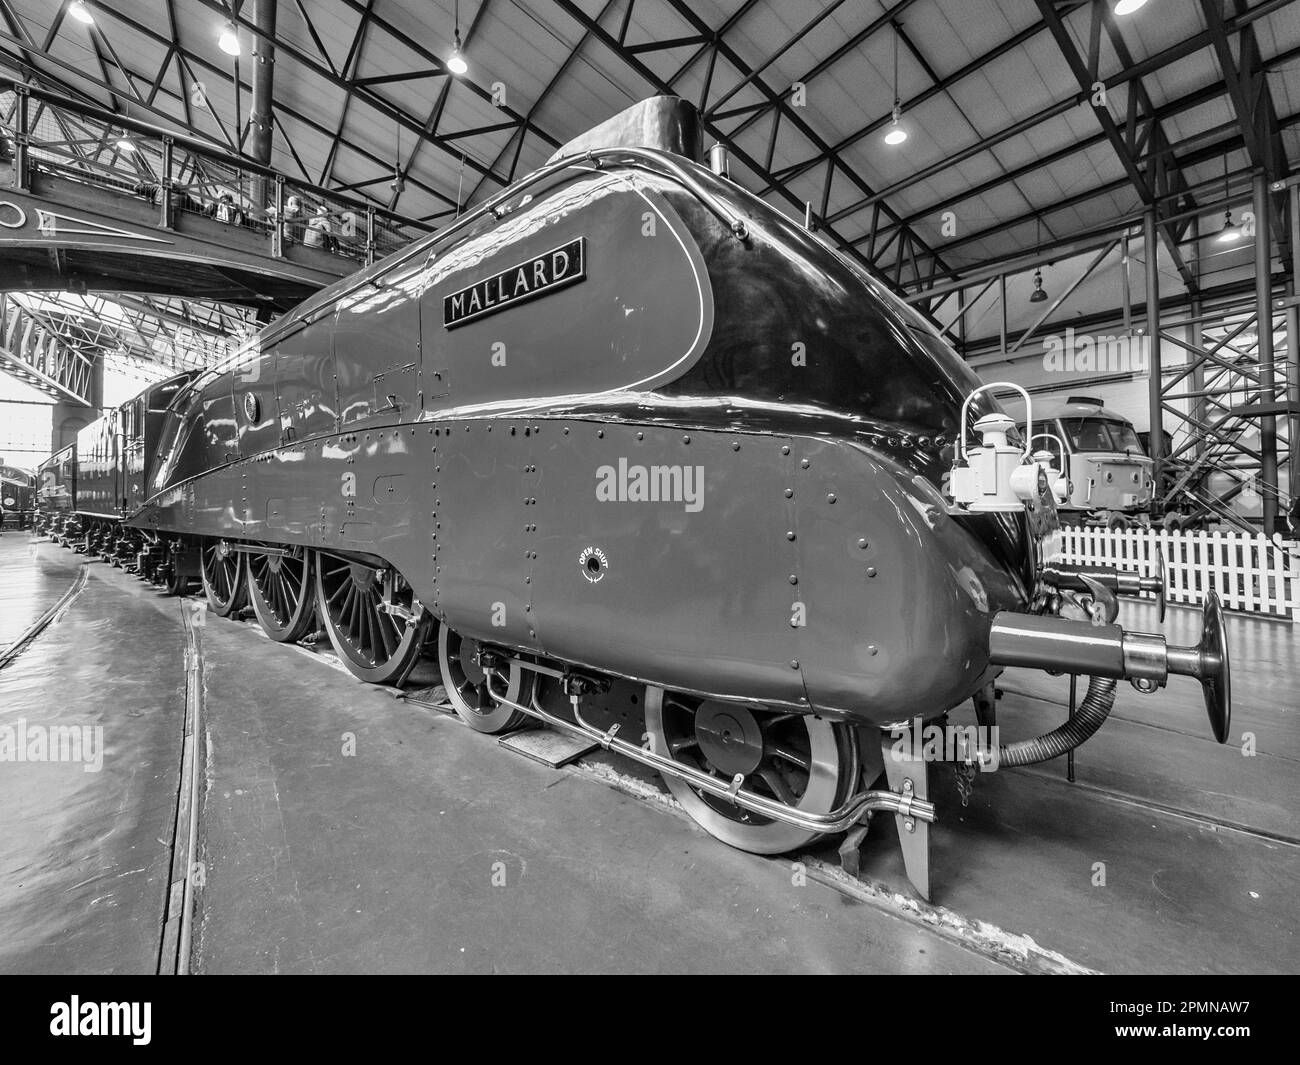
[
  {"x1": 74, "y1": 407, "x2": 122, "y2": 519},
  {"x1": 51, "y1": 371, "x2": 201, "y2": 523},
  {"x1": 546, "y1": 94, "x2": 703, "y2": 166},
  {"x1": 1, "y1": 464, "x2": 35, "y2": 524},
  {"x1": 35, "y1": 445, "x2": 75, "y2": 518},
  {"x1": 133, "y1": 141, "x2": 1032, "y2": 726}
]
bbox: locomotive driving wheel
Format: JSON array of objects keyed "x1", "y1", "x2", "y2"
[
  {"x1": 645, "y1": 689, "x2": 859, "y2": 854},
  {"x1": 314, "y1": 553, "x2": 430, "y2": 684},
  {"x1": 200, "y1": 539, "x2": 247, "y2": 617},
  {"x1": 247, "y1": 547, "x2": 316, "y2": 643},
  {"x1": 437, "y1": 626, "x2": 530, "y2": 734}
]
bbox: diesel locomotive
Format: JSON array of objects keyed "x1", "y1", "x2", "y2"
[
  {"x1": 1021, "y1": 396, "x2": 1154, "y2": 526},
  {"x1": 51, "y1": 99, "x2": 1230, "y2": 898},
  {"x1": 1, "y1": 462, "x2": 35, "y2": 529}
]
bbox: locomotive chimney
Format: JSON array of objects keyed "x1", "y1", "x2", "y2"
[{"x1": 709, "y1": 142, "x2": 730, "y2": 178}]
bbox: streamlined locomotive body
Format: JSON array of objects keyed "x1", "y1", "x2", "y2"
[{"x1": 118, "y1": 99, "x2": 1229, "y2": 897}]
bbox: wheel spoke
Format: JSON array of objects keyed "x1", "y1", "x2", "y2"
[
  {"x1": 376, "y1": 610, "x2": 398, "y2": 658},
  {"x1": 327, "y1": 577, "x2": 350, "y2": 608},
  {"x1": 758, "y1": 767, "x2": 798, "y2": 805},
  {"x1": 767, "y1": 743, "x2": 810, "y2": 771}
]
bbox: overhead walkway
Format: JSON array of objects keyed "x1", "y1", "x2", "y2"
[{"x1": 0, "y1": 79, "x2": 430, "y2": 313}]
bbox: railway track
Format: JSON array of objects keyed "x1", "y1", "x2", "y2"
[
  {"x1": 5, "y1": 541, "x2": 205, "y2": 973},
  {"x1": 998, "y1": 681, "x2": 1300, "y2": 849},
  {"x1": 0, "y1": 560, "x2": 87, "y2": 670},
  {"x1": 156, "y1": 598, "x2": 206, "y2": 975},
  {"x1": 28, "y1": 538, "x2": 1290, "y2": 974}
]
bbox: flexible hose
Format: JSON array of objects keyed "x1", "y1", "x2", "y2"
[{"x1": 998, "y1": 676, "x2": 1119, "y2": 767}]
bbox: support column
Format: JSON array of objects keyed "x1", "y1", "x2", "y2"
[
  {"x1": 1286, "y1": 302, "x2": 1299, "y2": 524},
  {"x1": 249, "y1": 0, "x2": 277, "y2": 214},
  {"x1": 1191, "y1": 296, "x2": 1205, "y2": 463},
  {"x1": 1189, "y1": 217, "x2": 1204, "y2": 463},
  {"x1": 1253, "y1": 171, "x2": 1279, "y2": 535},
  {"x1": 1290, "y1": 183, "x2": 1300, "y2": 517},
  {"x1": 1145, "y1": 209, "x2": 1163, "y2": 517},
  {"x1": 48, "y1": 355, "x2": 102, "y2": 453},
  {"x1": 998, "y1": 274, "x2": 1007, "y2": 357}
]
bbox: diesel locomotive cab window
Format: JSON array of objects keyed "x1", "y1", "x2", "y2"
[{"x1": 1063, "y1": 417, "x2": 1144, "y2": 453}]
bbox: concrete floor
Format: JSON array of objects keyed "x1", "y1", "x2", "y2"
[
  {"x1": 2, "y1": 534, "x2": 1297, "y2": 973},
  {"x1": 0, "y1": 535, "x2": 187, "y2": 974}
]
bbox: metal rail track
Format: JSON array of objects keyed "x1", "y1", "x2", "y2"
[
  {"x1": 998, "y1": 682, "x2": 1300, "y2": 848},
  {"x1": 157, "y1": 598, "x2": 206, "y2": 974},
  {"x1": 0, "y1": 562, "x2": 88, "y2": 670}
]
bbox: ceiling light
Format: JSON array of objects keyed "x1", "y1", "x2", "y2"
[
  {"x1": 884, "y1": 100, "x2": 907, "y2": 145},
  {"x1": 885, "y1": 27, "x2": 906, "y2": 146},
  {"x1": 447, "y1": 1, "x2": 468, "y2": 75},
  {"x1": 1215, "y1": 208, "x2": 1241, "y2": 244},
  {"x1": 1114, "y1": 0, "x2": 1149, "y2": 14},
  {"x1": 218, "y1": 21, "x2": 241, "y2": 57},
  {"x1": 69, "y1": 1, "x2": 94, "y2": 24},
  {"x1": 447, "y1": 31, "x2": 468, "y2": 75},
  {"x1": 1030, "y1": 268, "x2": 1048, "y2": 303},
  {"x1": 116, "y1": 135, "x2": 136, "y2": 152}
]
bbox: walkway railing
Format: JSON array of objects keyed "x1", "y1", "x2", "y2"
[
  {"x1": 0, "y1": 77, "x2": 430, "y2": 267},
  {"x1": 1057, "y1": 524, "x2": 1300, "y2": 621}
]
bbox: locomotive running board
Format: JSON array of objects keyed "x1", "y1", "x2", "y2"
[{"x1": 482, "y1": 669, "x2": 937, "y2": 851}]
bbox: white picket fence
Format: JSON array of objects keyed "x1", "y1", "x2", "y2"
[{"x1": 1056, "y1": 525, "x2": 1300, "y2": 620}]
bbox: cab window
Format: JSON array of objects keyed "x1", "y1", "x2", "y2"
[{"x1": 1062, "y1": 417, "x2": 1144, "y2": 453}]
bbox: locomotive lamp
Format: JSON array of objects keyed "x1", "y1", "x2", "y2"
[
  {"x1": 949, "y1": 382, "x2": 1039, "y2": 512},
  {"x1": 1028, "y1": 433, "x2": 1070, "y2": 504}
]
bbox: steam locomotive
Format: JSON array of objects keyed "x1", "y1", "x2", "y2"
[{"x1": 43, "y1": 98, "x2": 1231, "y2": 899}]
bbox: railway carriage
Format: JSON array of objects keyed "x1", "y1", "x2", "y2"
[{"x1": 41, "y1": 98, "x2": 1228, "y2": 898}]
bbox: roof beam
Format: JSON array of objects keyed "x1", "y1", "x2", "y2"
[
  {"x1": 549, "y1": 0, "x2": 950, "y2": 290},
  {"x1": 0, "y1": 17, "x2": 456, "y2": 213},
  {"x1": 467, "y1": 0, "x2": 618, "y2": 204},
  {"x1": 1034, "y1": 0, "x2": 1196, "y2": 291}
]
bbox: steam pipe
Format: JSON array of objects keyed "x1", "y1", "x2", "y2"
[{"x1": 480, "y1": 670, "x2": 937, "y2": 832}]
